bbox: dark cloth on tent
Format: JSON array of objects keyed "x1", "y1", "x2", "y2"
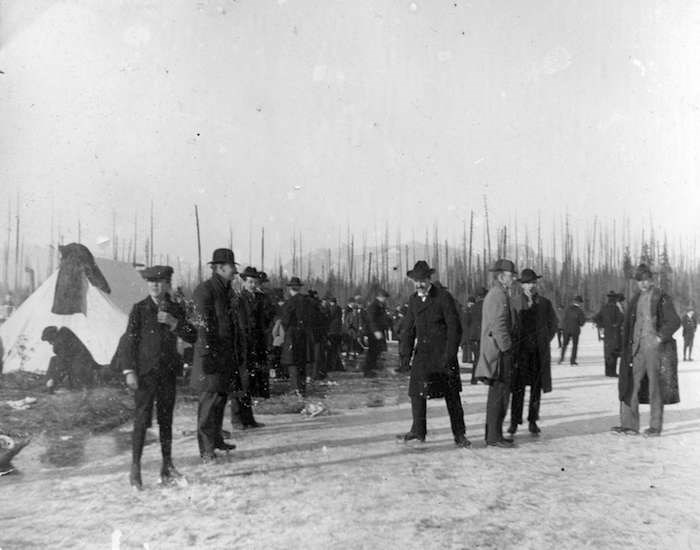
[{"x1": 52, "y1": 243, "x2": 111, "y2": 315}]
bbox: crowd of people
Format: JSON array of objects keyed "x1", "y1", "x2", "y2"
[{"x1": 114, "y1": 247, "x2": 690, "y2": 489}]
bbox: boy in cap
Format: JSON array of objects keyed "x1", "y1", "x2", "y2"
[{"x1": 123, "y1": 265, "x2": 197, "y2": 489}]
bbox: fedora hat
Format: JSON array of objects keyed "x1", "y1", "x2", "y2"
[
  {"x1": 208, "y1": 248, "x2": 239, "y2": 269},
  {"x1": 240, "y1": 266, "x2": 260, "y2": 280},
  {"x1": 286, "y1": 276, "x2": 304, "y2": 288},
  {"x1": 634, "y1": 263, "x2": 653, "y2": 281},
  {"x1": 606, "y1": 290, "x2": 618, "y2": 299},
  {"x1": 407, "y1": 260, "x2": 435, "y2": 280},
  {"x1": 488, "y1": 258, "x2": 516, "y2": 273},
  {"x1": 517, "y1": 268, "x2": 542, "y2": 284}
]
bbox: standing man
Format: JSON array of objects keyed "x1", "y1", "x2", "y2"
[
  {"x1": 398, "y1": 261, "x2": 469, "y2": 448},
  {"x1": 559, "y1": 296, "x2": 585, "y2": 365},
  {"x1": 468, "y1": 287, "x2": 487, "y2": 385},
  {"x1": 123, "y1": 266, "x2": 197, "y2": 489},
  {"x1": 461, "y1": 296, "x2": 475, "y2": 364},
  {"x1": 475, "y1": 259, "x2": 518, "y2": 448},
  {"x1": 325, "y1": 296, "x2": 344, "y2": 372},
  {"x1": 613, "y1": 264, "x2": 681, "y2": 436},
  {"x1": 191, "y1": 249, "x2": 239, "y2": 462},
  {"x1": 280, "y1": 277, "x2": 310, "y2": 396},
  {"x1": 682, "y1": 307, "x2": 697, "y2": 361},
  {"x1": 231, "y1": 266, "x2": 265, "y2": 430},
  {"x1": 364, "y1": 289, "x2": 390, "y2": 378},
  {"x1": 594, "y1": 291, "x2": 625, "y2": 377},
  {"x1": 508, "y1": 268, "x2": 558, "y2": 436}
]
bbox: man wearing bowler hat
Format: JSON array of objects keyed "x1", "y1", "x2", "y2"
[
  {"x1": 612, "y1": 263, "x2": 680, "y2": 436},
  {"x1": 508, "y1": 268, "x2": 558, "y2": 436},
  {"x1": 280, "y1": 276, "x2": 311, "y2": 395},
  {"x1": 593, "y1": 291, "x2": 625, "y2": 377},
  {"x1": 475, "y1": 259, "x2": 518, "y2": 448},
  {"x1": 191, "y1": 249, "x2": 240, "y2": 462},
  {"x1": 123, "y1": 265, "x2": 197, "y2": 489},
  {"x1": 364, "y1": 288, "x2": 390, "y2": 378},
  {"x1": 398, "y1": 261, "x2": 470, "y2": 448},
  {"x1": 230, "y1": 266, "x2": 265, "y2": 430}
]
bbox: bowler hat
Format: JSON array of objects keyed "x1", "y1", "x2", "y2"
[
  {"x1": 517, "y1": 268, "x2": 542, "y2": 284},
  {"x1": 634, "y1": 263, "x2": 653, "y2": 281},
  {"x1": 488, "y1": 258, "x2": 516, "y2": 273},
  {"x1": 407, "y1": 260, "x2": 435, "y2": 280},
  {"x1": 240, "y1": 266, "x2": 260, "y2": 280},
  {"x1": 140, "y1": 265, "x2": 174, "y2": 282},
  {"x1": 286, "y1": 276, "x2": 304, "y2": 288},
  {"x1": 606, "y1": 290, "x2": 618, "y2": 298},
  {"x1": 208, "y1": 248, "x2": 239, "y2": 269}
]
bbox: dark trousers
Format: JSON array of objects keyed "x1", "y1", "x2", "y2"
[
  {"x1": 485, "y1": 352, "x2": 513, "y2": 443},
  {"x1": 230, "y1": 394, "x2": 256, "y2": 427},
  {"x1": 510, "y1": 349, "x2": 541, "y2": 425},
  {"x1": 683, "y1": 335, "x2": 694, "y2": 359},
  {"x1": 604, "y1": 345, "x2": 620, "y2": 376},
  {"x1": 327, "y1": 335, "x2": 343, "y2": 371},
  {"x1": 364, "y1": 336, "x2": 384, "y2": 373},
  {"x1": 289, "y1": 365, "x2": 307, "y2": 395},
  {"x1": 560, "y1": 332, "x2": 579, "y2": 364},
  {"x1": 197, "y1": 391, "x2": 227, "y2": 456},
  {"x1": 469, "y1": 339, "x2": 480, "y2": 384},
  {"x1": 312, "y1": 341, "x2": 327, "y2": 380},
  {"x1": 410, "y1": 389, "x2": 465, "y2": 439},
  {"x1": 132, "y1": 370, "x2": 176, "y2": 464}
]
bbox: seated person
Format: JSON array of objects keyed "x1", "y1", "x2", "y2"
[{"x1": 41, "y1": 326, "x2": 99, "y2": 392}]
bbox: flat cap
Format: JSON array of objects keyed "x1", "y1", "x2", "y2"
[{"x1": 140, "y1": 265, "x2": 174, "y2": 281}]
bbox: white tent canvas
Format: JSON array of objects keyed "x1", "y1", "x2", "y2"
[{"x1": 0, "y1": 271, "x2": 128, "y2": 374}]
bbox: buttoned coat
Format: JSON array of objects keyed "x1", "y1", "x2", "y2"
[
  {"x1": 475, "y1": 284, "x2": 517, "y2": 381},
  {"x1": 400, "y1": 285, "x2": 462, "y2": 397},
  {"x1": 514, "y1": 292, "x2": 558, "y2": 393}
]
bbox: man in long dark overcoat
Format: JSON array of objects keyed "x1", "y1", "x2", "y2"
[
  {"x1": 508, "y1": 268, "x2": 558, "y2": 436},
  {"x1": 593, "y1": 291, "x2": 625, "y2": 377},
  {"x1": 123, "y1": 266, "x2": 197, "y2": 489},
  {"x1": 280, "y1": 277, "x2": 311, "y2": 395},
  {"x1": 398, "y1": 261, "x2": 470, "y2": 448},
  {"x1": 191, "y1": 249, "x2": 240, "y2": 462},
  {"x1": 559, "y1": 296, "x2": 586, "y2": 365},
  {"x1": 612, "y1": 264, "x2": 681, "y2": 436},
  {"x1": 364, "y1": 289, "x2": 390, "y2": 378}
]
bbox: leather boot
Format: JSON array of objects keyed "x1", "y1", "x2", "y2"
[
  {"x1": 130, "y1": 463, "x2": 143, "y2": 491},
  {"x1": 160, "y1": 459, "x2": 183, "y2": 484}
]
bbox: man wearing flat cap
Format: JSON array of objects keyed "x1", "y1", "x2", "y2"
[
  {"x1": 559, "y1": 295, "x2": 586, "y2": 365},
  {"x1": 475, "y1": 259, "x2": 518, "y2": 448},
  {"x1": 280, "y1": 276, "x2": 311, "y2": 395},
  {"x1": 398, "y1": 261, "x2": 470, "y2": 448},
  {"x1": 191, "y1": 249, "x2": 240, "y2": 462},
  {"x1": 364, "y1": 289, "x2": 390, "y2": 378},
  {"x1": 593, "y1": 291, "x2": 625, "y2": 377},
  {"x1": 123, "y1": 265, "x2": 197, "y2": 489},
  {"x1": 508, "y1": 268, "x2": 558, "y2": 436},
  {"x1": 612, "y1": 264, "x2": 680, "y2": 436}
]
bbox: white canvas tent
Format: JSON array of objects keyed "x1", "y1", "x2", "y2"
[{"x1": 0, "y1": 259, "x2": 147, "y2": 374}]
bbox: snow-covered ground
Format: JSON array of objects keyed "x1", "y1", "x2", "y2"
[{"x1": 2, "y1": 324, "x2": 699, "y2": 549}]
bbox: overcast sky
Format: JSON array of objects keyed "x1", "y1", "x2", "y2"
[{"x1": 1, "y1": 0, "x2": 699, "y2": 266}]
